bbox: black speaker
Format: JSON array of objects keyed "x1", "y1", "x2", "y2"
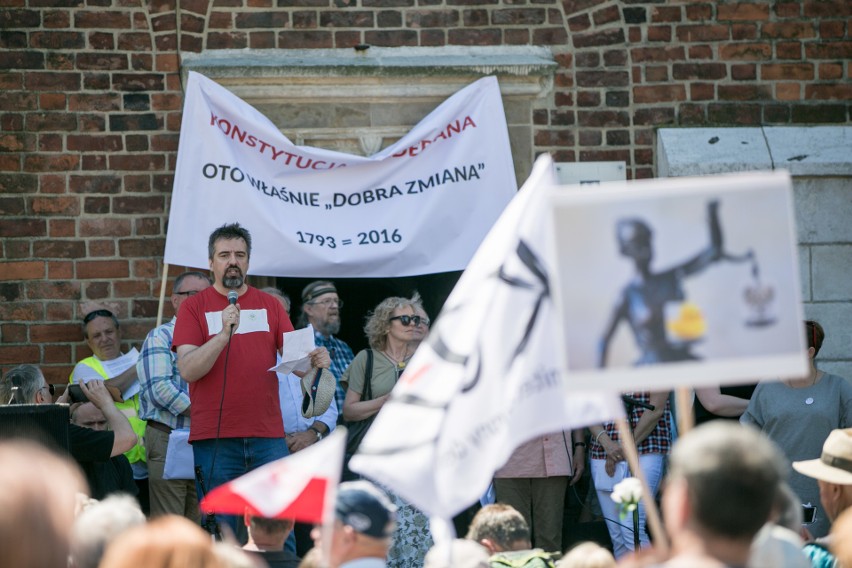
[{"x1": 0, "y1": 404, "x2": 70, "y2": 455}]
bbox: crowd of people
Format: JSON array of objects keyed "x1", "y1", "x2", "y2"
[{"x1": 2, "y1": 222, "x2": 852, "y2": 568}]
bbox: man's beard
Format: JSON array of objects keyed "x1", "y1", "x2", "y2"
[
  {"x1": 223, "y1": 274, "x2": 244, "y2": 289},
  {"x1": 317, "y1": 317, "x2": 340, "y2": 336}
]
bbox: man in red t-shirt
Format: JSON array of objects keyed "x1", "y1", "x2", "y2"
[{"x1": 172, "y1": 222, "x2": 330, "y2": 539}]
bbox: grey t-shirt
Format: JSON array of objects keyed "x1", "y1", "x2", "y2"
[{"x1": 741, "y1": 373, "x2": 852, "y2": 538}]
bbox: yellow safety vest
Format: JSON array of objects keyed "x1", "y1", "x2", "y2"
[{"x1": 69, "y1": 356, "x2": 147, "y2": 465}]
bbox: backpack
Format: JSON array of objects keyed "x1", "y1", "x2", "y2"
[{"x1": 489, "y1": 549, "x2": 558, "y2": 568}]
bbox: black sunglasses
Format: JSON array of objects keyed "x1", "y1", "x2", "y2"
[
  {"x1": 389, "y1": 315, "x2": 424, "y2": 326},
  {"x1": 83, "y1": 309, "x2": 115, "y2": 325}
]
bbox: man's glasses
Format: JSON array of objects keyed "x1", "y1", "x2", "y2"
[
  {"x1": 175, "y1": 290, "x2": 200, "y2": 296},
  {"x1": 389, "y1": 315, "x2": 425, "y2": 326},
  {"x1": 308, "y1": 298, "x2": 343, "y2": 308},
  {"x1": 41, "y1": 384, "x2": 55, "y2": 396}
]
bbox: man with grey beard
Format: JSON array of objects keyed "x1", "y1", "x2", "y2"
[
  {"x1": 173, "y1": 223, "x2": 330, "y2": 539},
  {"x1": 299, "y1": 281, "x2": 354, "y2": 424}
]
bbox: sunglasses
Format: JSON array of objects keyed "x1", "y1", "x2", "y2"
[
  {"x1": 83, "y1": 309, "x2": 115, "y2": 325},
  {"x1": 42, "y1": 384, "x2": 55, "y2": 396},
  {"x1": 389, "y1": 315, "x2": 425, "y2": 326},
  {"x1": 175, "y1": 290, "x2": 200, "y2": 296}
]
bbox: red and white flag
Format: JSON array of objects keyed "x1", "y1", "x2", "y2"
[{"x1": 201, "y1": 427, "x2": 346, "y2": 523}]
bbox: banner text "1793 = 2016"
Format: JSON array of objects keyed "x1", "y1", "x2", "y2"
[{"x1": 295, "y1": 229, "x2": 403, "y2": 249}]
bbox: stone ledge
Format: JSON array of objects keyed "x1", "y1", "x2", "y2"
[
  {"x1": 658, "y1": 126, "x2": 852, "y2": 177},
  {"x1": 181, "y1": 46, "x2": 557, "y2": 101}
]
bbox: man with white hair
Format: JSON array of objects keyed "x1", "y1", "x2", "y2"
[
  {"x1": 1, "y1": 365, "x2": 135, "y2": 463},
  {"x1": 299, "y1": 280, "x2": 354, "y2": 424},
  {"x1": 69, "y1": 494, "x2": 145, "y2": 568}
]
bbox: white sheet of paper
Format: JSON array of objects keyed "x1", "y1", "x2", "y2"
[
  {"x1": 270, "y1": 324, "x2": 316, "y2": 375},
  {"x1": 205, "y1": 308, "x2": 270, "y2": 336},
  {"x1": 163, "y1": 428, "x2": 195, "y2": 480}
]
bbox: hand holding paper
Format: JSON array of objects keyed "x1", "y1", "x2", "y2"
[{"x1": 271, "y1": 325, "x2": 317, "y2": 375}]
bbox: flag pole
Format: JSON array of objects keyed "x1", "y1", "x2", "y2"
[
  {"x1": 156, "y1": 262, "x2": 170, "y2": 328},
  {"x1": 675, "y1": 387, "x2": 694, "y2": 437},
  {"x1": 616, "y1": 418, "x2": 669, "y2": 555}
]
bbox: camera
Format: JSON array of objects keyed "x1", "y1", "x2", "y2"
[
  {"x1": 67, "y1": 384, "x2": 89, "y2": 403},
  {"x1": 802, "y1": 504, "x2": 817, "y2": 525}
]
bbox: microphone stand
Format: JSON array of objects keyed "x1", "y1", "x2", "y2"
[
  {"x1": 195, "y1": 465, "x2": 223, "y2": 541},
  {"x1": 621, "y1": 394, "x2": 655, "y2": 412}
]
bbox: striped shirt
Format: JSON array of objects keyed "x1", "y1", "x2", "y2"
[{"x1": 137, "y1": 318, "x2": 191, "y2": 431}]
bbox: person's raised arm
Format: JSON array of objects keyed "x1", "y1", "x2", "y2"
[
  {"x1": 176, "y1": 302, "x2": 239, "y2": 383},
  {"x1": 80, "y1": 380, "x2": 136, "y2": 457},
  {"x1": 677, "y1": 200, "x2": 725, "y2": 277},
  {"x1": 342, "y1": 388, "x2": 388, "y2": 422},
  {"x1": 105, "y1": 365, "x2": 137, "y2": 393},
  {"x1": 631, "y1": 391, "x2": 669, "y2": 445},
  {"x1": 694, "y1": 386, "x2": 749, "y2": 418}
]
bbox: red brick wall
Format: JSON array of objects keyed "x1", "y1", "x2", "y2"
[{"x1": 0, "y1": 0, "x2": 849, "y2": 383}]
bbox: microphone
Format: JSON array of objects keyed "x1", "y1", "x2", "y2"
[{"x1": 227, "y1": 290, "x2": 238, "y2": 334}]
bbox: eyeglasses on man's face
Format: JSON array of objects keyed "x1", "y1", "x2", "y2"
[
  {"x1": 389, "y1": 315, "x2": 425, "y2": 327},
  {"x1": 41, "y1": 384, "x2": 55, "y2": 396},
  {"x1": 309, "y1": 298, "x2": 343, "y2": 308},
  {"x1": 175, "y1": 290, "x2": 200, "y2": 296}
]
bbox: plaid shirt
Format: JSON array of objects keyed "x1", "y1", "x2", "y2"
[
  {"x1": 314, "y1": 331, "x2": 355, "y2": 420},
  {"x1": 136, "y1": 318, "x2": 191, "y2": 430},
  {"x1": 590, "y1": 391, "x2": 672, "y2": 460}
]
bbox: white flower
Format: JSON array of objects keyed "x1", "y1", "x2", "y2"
[{"x1": 611, "y1": 477, "x2": 642, "y2": 519}]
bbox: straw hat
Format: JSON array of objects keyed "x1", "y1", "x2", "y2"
[
  {"x1": 792, "y1": 428, "x2": 852, "y2": 485},
  {"x1": 300, "y1": 368, "x2": 336, "y2": 418}
]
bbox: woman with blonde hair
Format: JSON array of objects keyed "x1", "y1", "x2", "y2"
[{"x1": 341, "y1": 293, "x2": 432, "y2": 568}]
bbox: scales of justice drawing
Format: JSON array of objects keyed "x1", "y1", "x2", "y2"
[{"x1": 598, "y1": 199, "x2": 777, "y2": 368}]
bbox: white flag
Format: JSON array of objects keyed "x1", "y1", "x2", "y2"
[{"x1": 350, "y1": 155, "x2": 624, "y2": 520}]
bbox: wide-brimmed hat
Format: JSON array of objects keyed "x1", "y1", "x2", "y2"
[
  {"x1": 793, "y1": 428, "x2": 852, "y2": 485},
  {"x1": 300, "y1": 368, "x2": 336, "y2": 418}
]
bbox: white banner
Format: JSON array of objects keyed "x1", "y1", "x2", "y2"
[
  {"x1": 164, "y1": 72, "x2": 517, "y2": 277},
  {"x1": 350, "y1": 155, "x2": 624, "y2": 521}
]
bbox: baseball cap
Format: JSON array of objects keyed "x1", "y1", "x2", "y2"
[
  {"x1": 335, "y1": 481, "x2": 396, "y2": 539},
  {"x1": 793, "y1": 428, "x2": 852, "y2": 485}
]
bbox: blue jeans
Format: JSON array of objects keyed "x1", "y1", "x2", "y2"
[
  {"x1": 193, "y1": 437, "x2": 295, "y2": 552},
  {"x1": 592, "y1": 453, "x2": 665, "y2": 559}
]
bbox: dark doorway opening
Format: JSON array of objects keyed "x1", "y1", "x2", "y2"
[{"x1": 274, "y1": 271, "x2": 462, "y2": 354}]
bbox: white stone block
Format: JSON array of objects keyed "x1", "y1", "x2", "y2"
[
  {"x1": 803, "y1": 302, "x2": 852, "y2": 361},
  {"x1": 793, "y1": 178, "x2": 852, "y2": 244},
  {"x1": 764, "y1": 126, "x2": 852, "y2": 176},
  {"x1": 657, "y1": 127, "x2": 771, "y2": 177},
  {"x1": 812, "y1": 245, "x2": 852, "y2": 301}
]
